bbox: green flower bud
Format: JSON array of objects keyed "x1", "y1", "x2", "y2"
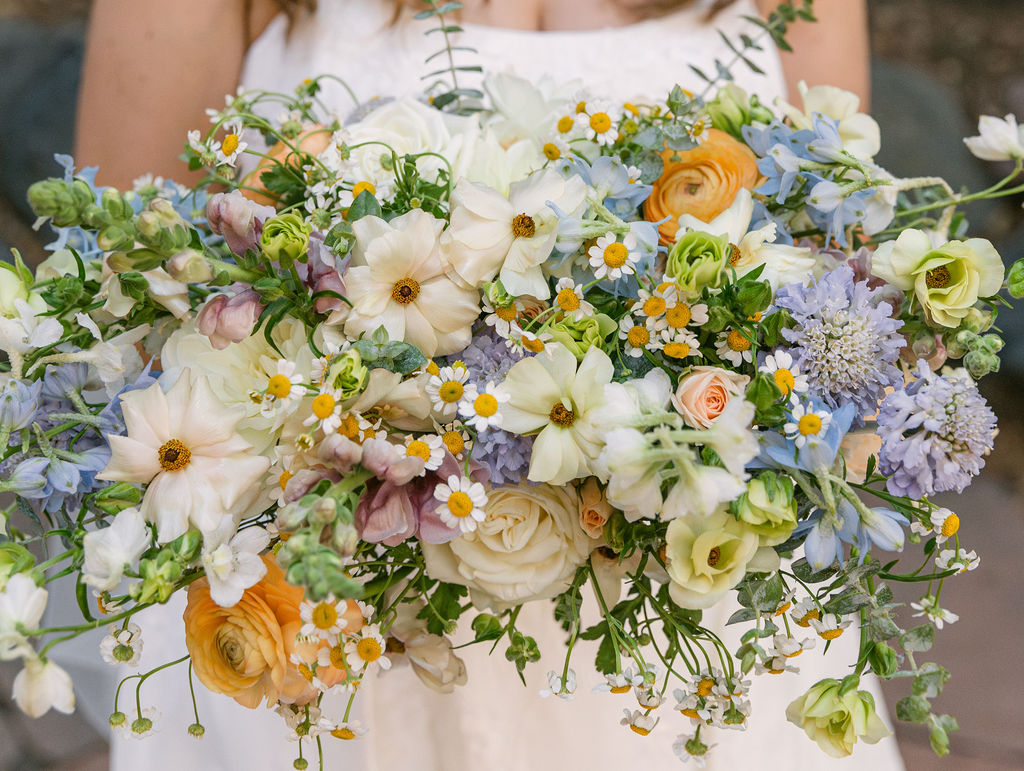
[
  {"x1": 787, "y1": 679, "x2": 891, "y2": 757},
  {"x1": 665, "y1": 230, "x2": 730, "y2": 295},
  {"x1": 325, "y1": 348, "x2": 368, "y2": 399},
  {"x1": 735, "y1": 279, "x2": 772, "y2": 318},
  {"x1": 546, "y1": 312, "x2": 617, "y2": 359},
  {"x1": 91, "y1": 482, "x2": 143, "y2": 515},
  {"x1": 0, "y1": 543, "x2": 35, "y2": 590},
  {"x1": 959, "y1": 307, "x2": 993, "y2": 335},
  {"x1": 734, "y1": 472, "x2": 798, "y2": 546},
  {"x1": 261, "y1": 212, "x2": 312, "y2": 267},
  {"x1": 27, "y1": 178, "x2": 95, "y2": 228},
  {"x1": 187, "y1": 722, "x2": 206, "y2": 738},
  {"x1": 170, "y1": 530, "x2": 203, "y2": 563},
  {"x1": 868, "y1": 641, "x2": 900, "y2": 678},
  {"x1": 109, "y1": 711, "x2": 127, "y2": 727},
  {"x1": 166, "y1": 249, "x2": 214, "y2": 283},
  {"x1": 706, "y1": 83, "x2": 754, "y2": 139},
  {"x1": 309, "y1": 497, "x2": 338, "y2": 527},
  {"x1": 482, "y1": 279, "x2": 515, "y2": 309},
  {"x1": 131, "y1": 717, "x2": 154, "y2": 735}
]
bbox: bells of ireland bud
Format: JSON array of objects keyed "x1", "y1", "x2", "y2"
[
  {"x1": 261, "y1": 212, "x2": 312, "y2": 267},
  {"x1": 665, "y1": 230, "x2": 730, "y2": 296}
]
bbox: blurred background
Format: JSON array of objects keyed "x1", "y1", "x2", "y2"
[{"x1": 0, "y1": 0, "x2": 1022, "y2": 768}]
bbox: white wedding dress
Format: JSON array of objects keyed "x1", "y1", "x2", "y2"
[{"x1": 66, "y1": 2, "x2": 907, "y2": 769}]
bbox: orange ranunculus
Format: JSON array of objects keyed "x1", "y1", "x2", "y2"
[
  {"x1": 645, "y1": 129, "x2": 760, "y2": 245},
  {"x1": 184, "y1": 554, "x2": 316, "y2": 709},
  {"x1": 241, "y1": 125, "x2": 334, "y2": 208}
]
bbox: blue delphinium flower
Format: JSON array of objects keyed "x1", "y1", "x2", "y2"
[
  {"x1": 877, "y1": 359, "x2": 997, "y2": 498},
  {"x1": 796, "y1": 499, "x2": 859, "y2": 570},
  {"x1": 773, "y1": 265, "x2": 904, "y2": 421},
  {"x1": 555, "y1": 156, "x2": 652, "y2": 217},
  {"x1": 755, "y1": 399, "x2": 856, "y2": 474}
]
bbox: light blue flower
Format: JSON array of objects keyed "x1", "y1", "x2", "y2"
[
  {"x1": 0, "y1": 380, "x2": 41, "y2": 431},
  {"x1": 755, "y1": 400, "x2": 856, "y2": 474},
  {"x1": 796, "y1": 499, "x2": 859, "y2": 570}
]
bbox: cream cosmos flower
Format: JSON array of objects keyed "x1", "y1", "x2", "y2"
[
  {"x1": 344, "y1": 209, "x2": 480, "y2": 357},
  {"x1": 97, "y1": 371, "x2": 271, "y2": 543}
]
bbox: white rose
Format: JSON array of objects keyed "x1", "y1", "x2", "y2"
[{"x1": 422, "y1": 483, "x2": 594, "y2": 610}]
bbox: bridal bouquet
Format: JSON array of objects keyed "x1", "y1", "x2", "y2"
[{"x1": 2, "y1": 1, "x2": 1019, "y2": 765}]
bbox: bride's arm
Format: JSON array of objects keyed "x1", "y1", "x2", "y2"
[
  {"x1": 74, "y1": 0, "x2": 279, "y2": 188},
  {"x1": 755, "y1": 0, "x2": 870, "y2": 106}
]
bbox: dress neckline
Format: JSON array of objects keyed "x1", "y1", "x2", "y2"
[{"x1": 457, "y1": 6, "x2": 700, "y2": 38}]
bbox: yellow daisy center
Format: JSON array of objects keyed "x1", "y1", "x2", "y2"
[
  {"x1": 775, "y1": 601, "x2": 792, "y2": 616},
  {"x1": 312, "y1": 393, "x2": 337, "y2": 419},
  {"x1": 610, "y1": 685, "x2": 632, "y2": 694},
  {"x1": 425, "y1": 359, "x2": 440, "y2": 376},
  {"x1": 296, "y1": 662, "x2": 314, "y2": 683},
  {"x1": 441, "y1": 429, "x2": 465, "y2": 456},
  {"x1": 511, "y1": 213, "x2": 536, "y2": 239},
  {"x1": 773, "y1": 368, "x2": 796, "y2": 395},
  {"x1": 438, "y1": 380, "x2": 464, "y2": 403},
  {"x1": 691, "y1": 119, "x2": 706, "y2": 138},
  {"x1": 391, "y1": 277, "x2": 420, "y2": 305},
  {"x1": 279, "y1": 469, "x2": 293, "y2": 491},
  {"x1": 642, "y1": 296, "x2": 666, "y2": 317},
  {"x1": 589, "y1": 112, "x2": 612, "y2": 133},
  {"x1": 818, "y1": 628, "x2": 844, "y2": 641},
  {"x1": 311, "y1": 602, "x2": 338, "y2": 630},
  {"x1": 663, "y1": 341, "x2": 691, "y2": 359},
  {"x1": 339, "y1": 413, "x2": 361, "y2": 441},
  {"x1": 356, "y1": 637, "x2": 382, "y2": 662},
  {"x1": 352, "y1": 180, "x2": 376, "y2": 198},
  {"x1": 221, "y1": 133, "x2": 240, "y2": 156},
  {"x1": 447, "y1": 491, "x2": 474, "y2": 518},
  {"x1": 696, "y1": 677, "x2": 715, "y2": 697},
  {"x1": 548, "y1": 402, "x2": 576, "y2": 427},
  {"x1": 680, "y1": 707, "x2": 701, "y2": 719},
  {"x1": 329, "y1": 643, "x2": 347, "y2": 670},
  {"x1": 406, "y1": 440, "x2": 432, "y2": 462},
  {"x1": 665, "y1": 303, "x2": 691, "y2": 328},
  {"x1": 332, "y1": 728, "x2": 357, "y2": 741},
  {"x1": 726, "y1": 329, "x2": 751, "y2": 352},
  {"x1": 797, "y1": 414, "x2": 822, "y2": 436},
  {"x1": 556, "y1": 287, "x2": 581, "y2": 312},
  {"x1": 925, "y1": 265, "x2": 951, "y2": 289},
  {"x1": 495, "y1": 304, "x2": 518, "y2": 322},
  {"x1": 267, "y1": 374, "x2": 293, "y2": 399},
  {"x1": 157, "y1": 439, "x2": 191, "y2": 472},
  {"x1": 624, "y1": 102, "x2": 639, "y2": 116},
  {"x1": 626, "y1": 325, "x2": 650, "y2": 347},
  {"x1": 575, "y1": 101, "x2": 588, "y2": 114},
  {"x1": 473, "y1": 393, "x2": 499, "y2": 417},
  {"x1": 628, "y1": 725, "x2": 651, "y2": 737},
  {"x1": 941, "y1": 513, "x2": 960, "y2": 538},
  {"x1": 603, "y1": 242, "x2": 629, "y2": 269},
  {"x1": 557, "y1": 115, "x2": 575, "y2": 133},
  {"x1": 543, "y1": 142, "x2": 561, "y2": 160},
  {"x1": 795, "y1": 609, "x2": 820, "y2": 627},
  {"x1": 522, "y1": 336, "x2": 546, "y2": 353}
]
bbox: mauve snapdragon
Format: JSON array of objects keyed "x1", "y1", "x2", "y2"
[
  {"x1": 195, "y1": 289, "x2": 265, "y2": 350},
  {"x1": 205, "y1": 190, "x2": 275, "y2": 257}
]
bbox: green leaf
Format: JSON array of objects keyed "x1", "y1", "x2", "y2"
[
  {"x1": 594, "y1": 633, "x2": 617, "y2": 675},
  {"x1": 895, "y1": 694, "x2": 931, "y2": 724},
  {"x1": 348, "y1": 189, "x2": 382, "y2": 221},
  {"x1": 471, "y1": 613, "x2": 503, "y2": 642},
  {"x1": 791, "y1": 557, "x2": 837, "y2": 584},
  {"x1": 418, "y1": 582, "x2": 467, "y2": 636},
  {"x1": 899, "y1": 624, "x2": 935, "y2": 653},
  {"x1": 1006, "y1": 257, "x2": 1024, "y2": 298},
  {"x1": 912, "y1": 663, "x2": 950, "y2": 698},
  {"x1": 726, "y1": 608, "x2": 758, "y2": 625},
  {"x1": 928, "y1": 713, "x2": 958, "y2": 756}
]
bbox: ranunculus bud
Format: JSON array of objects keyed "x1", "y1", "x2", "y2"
[
  {"x1": 205, "y1": 190, "x2": 275, "y2": 257},
  {"x1": 166, "y1": 249, "x2": 214, "y2": 283},
  {"x1": 195, "y1": 289, "x2": 264, "y2": 349},
  {"x1": 734, "y1": 472, "x2": 798, "y2": 546},
  {"x1": 261, "y1": 212, "x2": 313, "y2": 267}
]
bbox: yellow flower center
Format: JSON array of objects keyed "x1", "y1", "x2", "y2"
[
  {"x1": 665, "y1": 303, "x2": 691, "y2": 328},
  {"x1": 425, "y1": 359, "x2": 440, "y2": 376},
  {"x1": 473, "y1": 393, "x2": 499, "y2": 417},
  {"x1": 297, "y1": 662, "x2": 314, "y2": 683},
  {"x1": 818, "y1": 628, "x2": 844, "y2": 641},
  {"x1": 406, "y1": 440, "x2": 432, "y2": 462},
  {"x1": 279, "y1": 469, "x2": 293, "y2": 491},
  {"x1": 628, "y1": 725, "x2": 651, "y2": 737},
  {"x1": 267, "y1": 374, "x2": 293, "y2": 399},
  {"x1": 543, "y1": 142, "x2": 561, "y2": 160},
  {"x1": 332, "y1": 727, "x2": 357, "y2": 741},
  {"x1": 356, "y1": 637, "x2": 382, "y2": 662},
  {"x1": 391, "y1": 277, "x2": 420, "y2": 305},
  {"x1": 748, "y1": 311, "x2": 763, "y2": 322},
  {"x1": 680, "y1": 707, "x2": 700, "y2": 718},
  {"x1": 610, "y1": 685, "x2": 631, "y2": 694},
  {"x1": 312, "y1": 393, "x2": 337, "y2": 419},
  {"x1": 329, "y1": 643, "x2": 347, "y2": 670},
  {"x1": 775, "y1": 601, "x2": 792, "y2": 616},
  {"x1": 557, "y1": 115, "x2": 575, "y2": 133},
  {"x1": 447, "y1": 491, "x2": 474, "y2": 518},
  {"x1": 311, "y1": 602, "x2": 338, "y2": 630},
  {"x1": 663, "y1": 341, "x2": 691, "y2": 359},
  {"x1": 773, "y1": 368, "x2": 796, "y2": 395},
  {"x1": 438, "y1": 380, "x2": 464, "y2": 403},
  {"x1": 941, "y1": 513, "x2": 960, "y2": 537},
  {"x1": 691, "y1": 119, "x2": 705, "y2": 138},
  {"x1": 221, "y1": 133, "x2": 240, "y2": 156},
  {"x1": 157, "y1": 439, "x2": 191, "y2": 472},
  {"x1": 706, "y1": 546, "x2": 722, "y2": 567},
  {"x1": 797, "y1": 414, "x2": 822, "y2": 436},
  {"x1": 495, "y1": 304, "x2": 518, "y2": 322},
  {"x1": 339, "y1": 413, "x2": 361, "y2": 441},
  {"x1": 795, "y1": 609, "x2": 820, "y2": 627},
  {"x1": 548, "y1": 402, "x2": 576, "y2": 427},
  {"x1": 441, "y1": 429, "x2": 465, "y2": 456},
  {"x1": 522, "y1": 335, "x2": 546, "y2": 353},
  {"x1": 642, "y1": 297, "x2": 666, "y2": 317},
  {"x1": 511, "y1": 213, "x2": 536, "y2": 239},
  {"x1": 726, "y1": 329, "x2": 751, "y2": 352},
  {"x1": 603, "y1": 242, "x2": 629, "y2": 269},
  {"x1": 624, "y1": 102, "x2": 639, "y2": 116},
  {"x1": 728, "y1": 243, "x2": 742, "y2": 266},
  {"x1": 352, "y1": 180, "x2": 376, "y2": 198},
  {"x1": 556, "y1": 287, "x2": 581, "y2": 312},
  {"x1": 696, "y1": 677, "x2": 715, "y2": 697},
  {"x1": 575, "y1": 101, "x2": 588, "y2": 114},
  {"x1": 589, "y1": 112, "x2": 612, "y2": 133},
  {"x1": 925, "y1": 265, "x2": 951, "y2": 289},
  {"x1": 626, "y1": 325, "x2": 650, "y2": 347}
]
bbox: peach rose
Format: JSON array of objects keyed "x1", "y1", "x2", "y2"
[
  {"x1": 645, "y1": 129, "x2": 760, "y2": 245},
  {"x1": 184, "y1": 554, "x2": 316, "y2": 708},
  {"x1": 578, "y1": 477, "x2": 613, "y2": 539},
  {"x1": 671, "y1": 366, "x2": 750, "y2": 429},
  {"x1": 241, "y1": 125, "x2": 333, "y2": 208}
]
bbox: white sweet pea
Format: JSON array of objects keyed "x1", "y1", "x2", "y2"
[
  {"x1": 779, "y1": 81, "x2": 881, "y2": 161},
  {"x1": 699, "y1": 397, "x2": 758, "y2": 479},
  {"x1": 201, "y1": 526, "x2": 271, "y2": 607},
  {"x1": 963, "y1": 114, "x2": 1024, "y2": 161},
  {"x1": 597, "y1": 427, "x2": 665, "y2": 521},
  {"x1": 0, "y1": 573, "x2": 47, "y2": 660},
  {"x1": 12, "y1": 654, "x2": 75, "y2": 718},
  {"x1": 82, "y1": 507, "x2": 152, "y2": 592},
  {"x1": 97, "y1": 370, "x2": 271, "y2": 543},
  {"x1": 99, "y1": 260, "x2": 190, "y2": 320}
]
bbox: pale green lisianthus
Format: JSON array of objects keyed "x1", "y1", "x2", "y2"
[
  {"x1": 734, "y1": 472, "x2": 798, "y2": 546},
  {"x1": 786, "y1": 679, "x2": 891, "y2": 758}
]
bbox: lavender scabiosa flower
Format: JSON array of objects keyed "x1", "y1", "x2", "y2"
[
  {"x1": 877, "y1": 360, "x2": 996, "y2": 498},
  {"x1": 774, "y1": 265, "x2": 904, "y2": 421}
]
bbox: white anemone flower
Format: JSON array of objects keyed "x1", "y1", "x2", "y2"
[
  {"x1": 963, "y1": 114, "x2": 1024, "y2": 161},
  {"x1": 445, "y1": 168, "x2": 587, "y2": 298},
  {"x1": 201, "y1": 526, "x2": 271, "y2": 607},
  {"x1": 499, "y1": 344, "x2": 613, "y2": 485},
  {"x1": 343, "y1": 209, "x2": 479, "y2": 357},
  {"x1": 13, "y1": 655, "x2": 75, "y2": 718},
  {"x1": 97, "y1": 371, "x2": 271, "y2": 543}
]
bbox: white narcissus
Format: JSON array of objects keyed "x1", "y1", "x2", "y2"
[
  {"x1": 97, "y1": 371, "x2": 271, "y2": 543},
  {"x1": 445, "y1": 168, "x2": 587, "y2": 298},
  {"x1": 13, "y1": 655, "x2": 75, "y2": 718},
  {"x1": 343, "y1": 209, "x2": 480, "y2": 358},
  {"x1": 499, "y1": 344, "x2": 613, "y2": 485}
]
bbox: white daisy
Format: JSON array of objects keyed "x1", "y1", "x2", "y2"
[
  {"x1": 403, "y1": 434, "x2": 444, "y2": 472},
  {"x1": 215, "y1": 120, "x2": 248, "y2": 167},
  {"x1": 808, "y1": 613, "x2": 852, "y2": 642},
  {"x1": 714, "y1": 328, "x2": 754, "y2": 366},
  {"x1": 482, "y1": 299, "x2": 522, "y2": 339},
  {"x1": 426, "y1": 365, "x2": 471, "y2": 419},
  {"x1": 621, "y1": 708, "x2": 659, "y2": 736},
  {"x1": 260, "y1": 359, "x2": 305, "y2": 416},
  {"x1": 618, "y1": 315, "x2": 661, "y2": 358},
  {"x1": 660, "y1": 329, "x2": 702, "y2": 361},
  {"x1": 910, "y1": 595, "x2": 959, "y2": 630},
  {"x1": 936, "y1": 547, "x2": 980, "y2": 573},
  {"x1": 299, "y1": 595, "x2": 348, "y2": 644},
  {"x1": 588, "y1": 232, "x2": 640, "y2": 281},
  {"x1": 99, "y1": 623, "x2": 143, "y2": 667},
  {"x1": 759, "y1": 350, "x2": 809, "y2": 397},
  {"x1": 783, "y1": 401, "x2": 832, "y2": 448},
  {"x1": 552, "y1": 278, "x2": 594, "y2": 322},
  {"x1": 434, "y1": 475, "x2": 488, "y2": 533},
  {"x1": 507, "y1": 327, "x2": 553, "y2": 355},
  {"x1": 583, "y1": 100, "x2": 621, "y2": 146},
  {"x1": 344, "y1": 627, "x2": 392, "y2": 674},
  {"x1": 437, "y1": 423, "x2": 471, "y2": 460},
  {"x1": 330, "y1": 721, "x2": 368, "y2": 741},
  {"x1": 910, "y1": 507, "x2": 960, "y2": 544},
  {"x1": 302, "y1": 386, "x2": 344, "y2": 434}
]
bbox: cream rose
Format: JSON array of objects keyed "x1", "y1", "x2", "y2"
[
  {"x1": 671, "y1": 366, "x2": 750, "y2": 429},
  {"x1": 421, "y1": 483, "x2": 594, "y2": 610}
]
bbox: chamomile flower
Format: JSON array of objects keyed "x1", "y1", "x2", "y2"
[
  {"x1": 588, "y1": 232, "x2": 640, "y2": 281},
  {"x1": 344, "y1": 627, "x2": 391, "y2": 674},
  {"x1": 540, "y1": 669, "x2": 577, "y2": 700},
  {"x1": 808, "y1": 613, "x2": 852, "y2": 641},
  {"x1": 635, "y1": 284, "x2": 675, "y2": 330},
  {"x1": 403, "y1": 434, "x2": 444, "y2": 472},
  {"x1": 673, "y1": 731, "x2": 713, "y2": 768},
  {"x1": 910, "y1": 507, "x2": 960, "y2": 544},
  {"x1": 635, "y1": 685, "x2": 665, "y2": 709},
  {"x1": 593, "y1": 663, "x2": 645, "y2": 694},
  {"x1": 583, "y1": 101, "x2": 621, "y2": 146},
  {"x1": 754, "y1": 655, "x2": 800, "y2": 676},
  {"x1": 663, "y1": 293, "x2": 709, "y2": 333},
  {"x1": 482, "y1": 299, "x2": 522, "y2": 339},
  {"x1": 619, "y1": 316, "x2": 662, "y2": 358},
  {"x1": 784, "y1": 400, "x2": 833, "y2": 448},
  {"x1": 715, "y1": 328, "x2": 754, "y2": 366},
  {"x1": 660, "y1": 329, "x2": 703, "y2": 361},
  {"x1": 759, "y1": 350, "x2": 809, "y2": 397},
  {"x1": 790, "y1": 598, "x2": 822, "y2": 628},
  {"x1": 215, "y1": 121, "x2": 248, "y2": 167},
  {"x1": 331, "y1": 721, "x2": 368, "y2": 741},
  {"x1": 437, "y1": 423, "x2": 471, "y2": 460},
  {"x1": 458, "y1": 381, "x2": 508, "y2": 432},
  {"x1": 911, "y1": 595, "x2": 959, "y2": 629},
  {"x1": 673, "y1": 690, "x2": 714, "y2": 722},
  {"x1": 621, "y1": 708, "x2": 659, "y2": 736},
  {"x1": 541, "y1": 136, "x2": 569, "y2": 162},
  {"x1": 260, "y1": 360, "x2": 304, "y2": 416},
  {"x1": 936, "y1": 547, "x2": 980, "y2": 573},
  {"x1": 553, "y1": 278, "x2": 594, "y2": 322},
  {"x1": 303, "y1": 387, "x2": 344, "y2": 434},
  {"x1": 299, "y1": 595, "x2": 348, "y2": 644},
  {"x1": 554, "y1": 111, "x2": 584, "y2": 139},
  {"x1": 434, "y1": 475, "x2": 488, "y2": 533},
  {"x1": 426, "y1": 366, "x2": 471, "y2": 419},
  {"x1": 99, "y1": 623, "x2": 143, "y2": 667},
  {"x1": 508, "y1": 327, "x2": 554, "y2": 354},
  {"x1": 771, "y1": 632, "x2": 815, "y2": 658}
]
